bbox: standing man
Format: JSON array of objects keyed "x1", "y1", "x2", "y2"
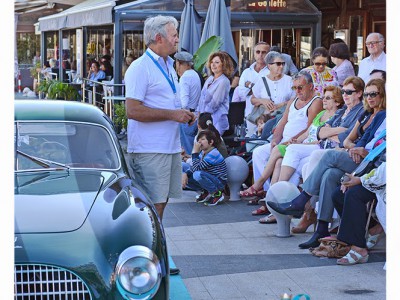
[
  {"x1": 357, "y1": 32, "x2": 386, "y2": 83},
  {"x1": 236, "y1": 41, "x2": 271, "y2": 134},
  {"x1": 174, "y1": 51, "x2": 202, "y2": 154},
  {"x1": 124, "y1": 16, "x2": 195, "y2": 275}
]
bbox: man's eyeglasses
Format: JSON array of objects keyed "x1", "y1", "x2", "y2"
[
  {"x1": 291, "y1": 85, "x2": 305, "y2": 91},
  {"x1": 314, "y1": 62, "x2": 327, "y2": 66},
  {"x1": 363, "y1": 92, "x2": 380, "y2": 98},
  {"x1": 365, "y1": 41, "x2": 382, "y2": 47},
  {"x1": 269, "y1": 62, "x2": 286, "y2": 66},
  {"x1": 341, "y1": 89, "x2": 357, "y2": 95},
  {"x1": 255, "y1": 50, "x2": 268, "y2": 54}
]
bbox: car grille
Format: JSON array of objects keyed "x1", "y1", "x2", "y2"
[{"x1": 14, "y1": 264, "x2": 92, "y2": 300}]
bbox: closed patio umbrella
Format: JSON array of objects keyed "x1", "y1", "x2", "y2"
[
  {"x1": 199, "y1": 0, "x2": 238, "y2": 70},
  {"x1": 179, "y1": 0, "x2": 203, "y2": 54}
]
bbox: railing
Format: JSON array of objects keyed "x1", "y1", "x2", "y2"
[{"x1": 82, "y1": 78, "x2": 125, "y2": 120}]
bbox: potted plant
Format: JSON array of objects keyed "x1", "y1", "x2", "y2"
[
  {"x1": 38, "y1": 79, "x2": 80, "y2": 101},
  {"x1": 113, "y1": 102, "x2": 127, "y2": 134}
]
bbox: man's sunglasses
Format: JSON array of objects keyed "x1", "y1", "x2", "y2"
[
  {"x1": 255, "y1": 50, "x2": 268, "y2": 54},
  {"x1": 291, "y1": 85, "x2": 305, "y2": 91},
  {"x1": 363, "y1": 92, "x2": 380, "y2": 98},
  {"x1": 341, "y1": 89, "x2": 357, "y2": 95}
]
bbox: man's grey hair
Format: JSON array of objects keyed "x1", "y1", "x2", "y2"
[
  {"x1": 264, "y1": 51, "x2": 284, "y2": 65},
  {"x1": 144, "y1": 15, "x2": 178, "y2": 46},
  {"x1": 292, "y1": 70, "x2": 313, "y2": 85},
  {"x1": 367, "y1": 32, "x2": 385, "y2": 42}
]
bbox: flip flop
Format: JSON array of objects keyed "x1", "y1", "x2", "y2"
[{"x1": 259, "y1": 214, "x2": 277, "y2": 224}]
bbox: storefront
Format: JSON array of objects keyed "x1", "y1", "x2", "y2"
[
  {"x1": 112, "y1": 0, "x2": 322, "y2": 86},
  {"x1": 38, "y1": 0, "x2": 116, "y2": 82}
]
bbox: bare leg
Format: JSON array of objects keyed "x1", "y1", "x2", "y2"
[
  {"x1": 278, "y1": 165, "x2": 296, "y2": 182},
  {"x1": 270, "y1": 157, "x2": 283, "y2": 185},
  {"x1": 154, "y1": 202, "x2": 167, "y2": 221},
  {"x1": 252, "y1": 146, "x2": 283, "y2": 190}
]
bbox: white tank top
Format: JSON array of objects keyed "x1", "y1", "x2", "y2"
[{"x1": 282, "y1": 95, "x2": 320, "y2": 142}]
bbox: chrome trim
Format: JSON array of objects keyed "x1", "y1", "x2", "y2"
[{"x1": 14, "y1": 264, "x2": 92, "y2": 300}]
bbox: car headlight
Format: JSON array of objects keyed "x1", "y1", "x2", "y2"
[{"x1": 115, "y1": 245, "x2": 162, "y2": 299}]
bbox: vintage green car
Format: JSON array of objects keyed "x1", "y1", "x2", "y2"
[{"x1": 14, "y1": 100, "x2": 170, "y2": 299}]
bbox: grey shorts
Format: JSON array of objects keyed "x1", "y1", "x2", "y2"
[{"x1": 128, "y1": 153, "x2": 182, "y2": 204}]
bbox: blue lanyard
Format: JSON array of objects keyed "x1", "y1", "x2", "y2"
[{"x1": 146, "y1": 51, "x2": 176, "y2": 94}]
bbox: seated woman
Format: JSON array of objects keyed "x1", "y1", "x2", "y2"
[
  {"x1": 332, "y1": 161, "x2": 386, "y2": 266},
  {"x1": 267, "y1": 115, "x2": 386, "y2": 249},
  {"x1": 241, "y1": 85, "x2": 345, "y2": 218},
  {"x1": 100, "y1": 60, "x2": 113, "y2": 78},
  {"x1": 86, "y1": 61, "x2": 106, "y2": 106}
]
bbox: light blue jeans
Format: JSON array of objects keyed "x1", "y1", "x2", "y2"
[{"x1": 182, "y1": 162, "x2": 225, "y2": 194}]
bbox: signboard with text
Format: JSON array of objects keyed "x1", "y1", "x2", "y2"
[{"x1": 247, "y1": 1, "x2": 287, "y2": 12}]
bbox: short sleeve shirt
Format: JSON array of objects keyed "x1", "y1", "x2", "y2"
[{"x1": 124, "y1": 48, "x2": 181, "y2": 154}]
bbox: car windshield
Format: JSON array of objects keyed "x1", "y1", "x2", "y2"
[{"x1": 15, "y1": 122, "x2": 120, "y2": 171}]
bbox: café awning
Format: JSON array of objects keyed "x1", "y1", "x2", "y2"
[{"x1": 39, "y1": 0, "x2": 116, "y2": 31}]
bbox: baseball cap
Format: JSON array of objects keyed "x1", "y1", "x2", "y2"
[{"x1": 174, "y1": 51, "x2": 193, "y2": 62}]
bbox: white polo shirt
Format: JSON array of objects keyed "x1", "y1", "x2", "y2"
[
  {"x1": 357, "y1": 51, "x2": 386, "y2": 83},
  {"x1": 125, "y1": 48, "x2": 181, "y2": 154}
]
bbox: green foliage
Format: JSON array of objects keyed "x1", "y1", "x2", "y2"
[
  {"x1": 114, "y1": 102, "x2": 127, "y2": 130},
  {"x1": 193, "y1": 36, "x2": 222, "y2": 73},
  {"x1": 37, "y1": 79, "x2": 80, "y2": 101},
  {"x1": 30, "y1": 61, "x2": 42, "y2": 79}
]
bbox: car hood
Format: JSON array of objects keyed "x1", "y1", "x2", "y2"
[{"x1": 15, "y1": 171, "x2": 107, "y2": 233}]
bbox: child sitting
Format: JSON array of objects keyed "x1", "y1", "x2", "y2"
[
  {"x1": 182, "y1": 130, "x2": 228, "y2": 206},
  {"x1": 250, "y1": 114, "x2": 269, "y2": 139},
  {"x1": 246, "y1": 114, "x2": 270, "y2": 152}
]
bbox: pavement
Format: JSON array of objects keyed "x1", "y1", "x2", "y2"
[
  {"x1": 12, "y1": 95, "x2": 387, "y2": 299},
  {"x1": 163, "y1": 190, "x2": 386, "y2": 300},
  {"x1": 106, "y1": 115, "x2": 388, "y2": 300}
]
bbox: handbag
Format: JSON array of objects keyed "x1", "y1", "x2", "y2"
[
  {"x1": 245, "y1": 77, "x2": 271, "y2": 124},
  {"x1": 310, "y1": 236, "x2": 350, "y2": 258}
]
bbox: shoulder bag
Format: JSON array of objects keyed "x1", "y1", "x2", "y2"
[{"x1": 245, "y1": 77, "x2": 271, "y2": 125}]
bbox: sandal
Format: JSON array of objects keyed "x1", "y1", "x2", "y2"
[
  {"x1": 366, "y1": 232, "x2": 383, "y2": 249},
  {"x1": 252, "y1": 206, "x2": 270, "y2": 216},
  {"x1": 240, "y1": 185, "x2": 264, "y2": 198},
  {"x1": 247, "y1": 199, "x2": 260, "y2": 205},
  {"x1": 337, "y1": 249, "x2": 369, "y2": 265},
  {"x1": 259, "y1": 214, "x2": 277, "y2": 224}
]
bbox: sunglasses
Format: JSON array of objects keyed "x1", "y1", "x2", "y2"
[
  {"x1": 314, "y1": 62, "x2": 327, "y2": 66},
  {"x1": 341, "y1": 89, "x2": 357, "y2": 95},
  {"x1": 269, "y1": 62, "x2": 286, "y2": 66},
  {"x1": 323, "y1": 96, "x2": 334, "y2": 100},
  {"x1": 291, "y1": 85, "x2": 305, "y2": 91},
  {"x1": 365, "y1": 41, "x2": 382, "y2": 47},
  {"x1": 363, "y1": 92, "x2": 380, "y2": 98},
  {"x1": 255, "y1": 50, "x2": 268, "y2": 54}
]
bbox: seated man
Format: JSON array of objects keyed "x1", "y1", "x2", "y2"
[{"x1": 241, "y1": 71, "x2": 323, "y2": 216}]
